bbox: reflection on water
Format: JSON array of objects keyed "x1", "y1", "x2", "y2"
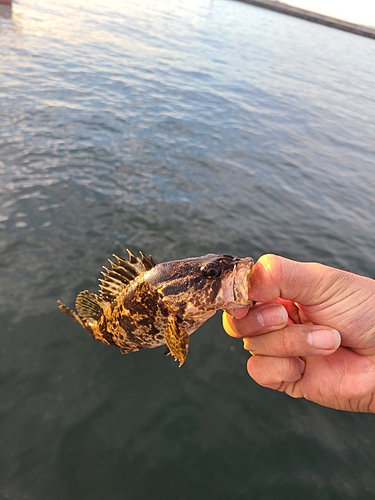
[
  {"x1": 0, "y1": 5, "x2": 12, "y2": 19},
  {"x1": 1, "y1": 0, "x2": 375, "y2": 498}
]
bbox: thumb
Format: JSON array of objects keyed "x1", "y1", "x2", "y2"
[
  {"x1": 248, "y1": 254, "x2": 354, "y2": 306},
  {"x1": 248, "y1": 254, "x2": 375, "y2": 354}
]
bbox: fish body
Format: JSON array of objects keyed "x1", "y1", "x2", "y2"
[{"x1": 58, "y1": 250, "x2": 254, "y2": 366}]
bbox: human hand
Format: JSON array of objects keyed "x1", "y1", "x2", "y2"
[{"x1": 223, "y1": 254, "x2": 375, "y2": 413}]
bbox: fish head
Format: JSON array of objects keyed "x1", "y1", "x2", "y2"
[{"x1": 151, "y1": 254, "x2": 254, "y2": 322}]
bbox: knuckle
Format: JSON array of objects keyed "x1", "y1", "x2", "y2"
[{"x1": 279, "y1": 329, "x2": 298, "y2": 355}]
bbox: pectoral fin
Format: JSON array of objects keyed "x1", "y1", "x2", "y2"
[{"x1": 164, "y1": 317, "x2": 189, "y2": 367}]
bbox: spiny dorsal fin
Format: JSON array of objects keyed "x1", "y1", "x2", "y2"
[
  {"x1": 76, "y1": 290, "x2": 103, "y2": 321},
  {"x1": 99, "y1": 249, "x2": 156, "y2": 302},
  {"x1": 139, "y1": 251, "x2": 156, "y2": 270}
]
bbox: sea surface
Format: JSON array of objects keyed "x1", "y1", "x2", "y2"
[{"x1": 1, "y1": 0, "x2": 375, "y2": 498}]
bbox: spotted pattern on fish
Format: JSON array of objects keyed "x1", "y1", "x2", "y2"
[{"x1": 58, "y1": 250, "x2": 254, "y2": 366}]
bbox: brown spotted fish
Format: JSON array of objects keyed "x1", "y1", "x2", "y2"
[{"x1": 58, "y1": 250, "x2": 254, "y2": 366}]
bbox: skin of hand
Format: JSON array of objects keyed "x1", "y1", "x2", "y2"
[{"x1": 223, "y1": 254, "x2": 375, "y2": 413}]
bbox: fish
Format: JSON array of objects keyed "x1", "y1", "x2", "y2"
[{"x1": 57, "y1": 250, "x2": 254, "y2": 366}]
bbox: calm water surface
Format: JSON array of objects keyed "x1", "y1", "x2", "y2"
[{"x1": 1, "y1": 0, "x2": 375, "y2": 498}]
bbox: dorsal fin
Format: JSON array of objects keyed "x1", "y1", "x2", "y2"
[
  {"x1": 99, "y1": 249, "x2": 156, "y2": 302},
  {"x1": 76, "y1": 290, "x2": 103, "y2": 321}
]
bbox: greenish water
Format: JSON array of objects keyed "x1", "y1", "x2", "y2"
[{"x1": 1, "y1": 0, "x2": 375, "y2": 498}]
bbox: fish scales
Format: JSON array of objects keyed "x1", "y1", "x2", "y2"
[{"x1": 58, "y1": 250, "x2": 254, "y2": 366}]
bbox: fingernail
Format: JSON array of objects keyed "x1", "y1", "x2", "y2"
[
  {"x1": 307, "y1": 329, "x2": 340, "y2": 350},
  {"x1": 256, "y1": 304, "x2": 288, "y2": 327},
  {"x1": 243, "y1": 338, "x2": 252, "y2": 351},
  {"x1": 228, "y1": 307, "x2": 249, "y2": 320}
]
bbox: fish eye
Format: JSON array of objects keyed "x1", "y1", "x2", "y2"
[{"x1": 201, "y1": 262, "x2": 221, "y2": 279}]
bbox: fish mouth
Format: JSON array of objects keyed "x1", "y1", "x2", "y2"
[
  {"x1": 217, "y1": 257, "x2": 254, "y2": 310},
  {"x1": 233, "y1": 257, "x2": 254, "y2": 305}
]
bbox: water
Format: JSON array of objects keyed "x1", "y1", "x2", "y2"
[{"x1": 1, "y1": 0, "x2": 375, "y2": 498}]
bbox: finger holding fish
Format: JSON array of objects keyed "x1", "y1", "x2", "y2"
[{"x1": 223, "y1": 301, "x2": 289, "y2": 338}]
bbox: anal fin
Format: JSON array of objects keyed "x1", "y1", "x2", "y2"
[{"x1": 164, "y1": 317, "x2": 189, "y2": 367}]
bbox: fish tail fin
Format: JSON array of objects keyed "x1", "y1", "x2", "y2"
[
  {"x1": 58, "y1": 291, "x2": 104, "y2": 329},
  {"x1": 57, "y1": 299, "x2": 87, "y2": 329},
  {"x1": 75, "y1": 290, "x2": 103, "y2": 322},
  {"x1": 59, "y1": 293, "x2": 115, "y2": 346}
]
